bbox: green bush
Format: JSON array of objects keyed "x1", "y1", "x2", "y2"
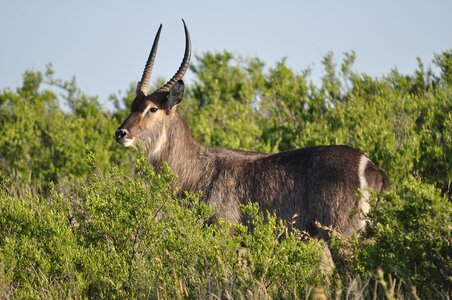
[
  {"x1": 0, "y1": 67, "x2": 133, "y2": 193},
  {"x1": 0, "y1": 155, "x2": 323, "y2": 299},
  {"x1": 332, "y1": 176, "x2": 451, "y2": 298},
  {"x1": 0, "y1": 50, "x2": 450, "y2": 298}
]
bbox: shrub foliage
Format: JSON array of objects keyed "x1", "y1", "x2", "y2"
[{"x1": 0, "y1": 51, "x2": 451, "y2": 298}]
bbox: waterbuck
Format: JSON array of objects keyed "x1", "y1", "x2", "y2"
[{"x1": 115, "y1": 21, "x2": 389, "y2": 241}]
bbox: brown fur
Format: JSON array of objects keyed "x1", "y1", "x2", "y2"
[{"x1": 116, "y1": 91, "x2": 389, "y2": 239}]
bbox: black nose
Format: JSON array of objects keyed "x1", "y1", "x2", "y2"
[{"x1": 115, "y1": 129, "x2": 127, "y2": 142}]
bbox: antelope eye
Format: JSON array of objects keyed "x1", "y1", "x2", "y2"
[{"x1": 148, "y1": 107, "x2": 158, "y2": 114}]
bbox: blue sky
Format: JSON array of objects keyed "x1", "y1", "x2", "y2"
[{"x1": 1, "y1": 1, "x2": 451, "y2": 103}]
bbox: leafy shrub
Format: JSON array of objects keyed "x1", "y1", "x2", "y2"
[
  {"x1": 0, "y1": 50, "x2": 450, "y2": 298},
  {"x1": 0, "y1": 67, "x2": 133, "y2": 193},
  {"x1": 332, "y1": 176, "x2": 451, "y2": 298},
  {"x1": 0, "y1": 155, "x2": 323, "y2": 299}
]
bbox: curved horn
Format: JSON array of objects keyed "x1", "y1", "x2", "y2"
[
  {"x1": 137, "y1": 24, "x2": 163, "y2": 96},
  {"x1": 156, "y1": 19, "x2": 191, "y2": 92}
]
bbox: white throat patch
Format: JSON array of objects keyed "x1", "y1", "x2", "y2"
[{"x1": 150, "y1": 129, "x2": 167, "y2": 158}]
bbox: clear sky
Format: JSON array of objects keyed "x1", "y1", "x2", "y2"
[{"x1": 1, "y1": 1, "x2": 451, "y2": 103}]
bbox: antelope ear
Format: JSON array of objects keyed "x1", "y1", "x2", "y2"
[{"x1": 166, "y1": 80, "x2": 185, "y2": 109}]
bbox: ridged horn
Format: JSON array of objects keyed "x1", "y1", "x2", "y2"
[
  {"x1": 136, "y1": 24, "x2": 163, "y2": 96},
  {"x1": 156, "y1": 19, "x2": 191, "y2": 92}
]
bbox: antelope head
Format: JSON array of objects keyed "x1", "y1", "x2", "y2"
[{"x1": 115, "y1": 20, "x2": 191, "y2": 156}]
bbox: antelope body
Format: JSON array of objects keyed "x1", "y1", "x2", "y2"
[{"x1": 115, "y1": 21, "x2": 389, "y2": 240}]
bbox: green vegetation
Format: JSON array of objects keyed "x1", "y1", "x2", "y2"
[{"x1": 0, "y1": 50, "x2": 451, "y2": 298}]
